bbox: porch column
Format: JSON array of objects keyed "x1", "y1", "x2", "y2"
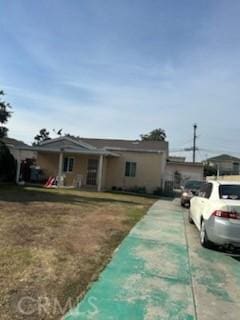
[
  {"x1": 16, "y1": 149, "x2": 21, "y2": 184},
  {"x1": 57, "y1": 149, "x2": 64, "y2": 188},
  {"x1": 97, "y1": 154, "x2": 104, "y2": 192}
]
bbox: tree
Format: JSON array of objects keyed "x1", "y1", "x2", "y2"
[
  {"x1": 203, "y1": 163, "x2": 217, "y2": 177},
  {"x1": 0, "y1": 90, "x2": 12, "y2": 138},
  {"x1": 140, "y1": 128, "x2": 166, "y2": 141},
  {"x1": 53, "y1": 128, "x2": 63, "y2": 136},
  {"x1": 33, "y1": 128, "x2": 51, "y2": 145},
  {"x1": 0, "y1": 141, "x2": 16, "y2": 182}
]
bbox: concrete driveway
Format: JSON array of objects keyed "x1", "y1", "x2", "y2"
[{"x1": 65, "y1": 199, "x2": 240, "y2": 320}]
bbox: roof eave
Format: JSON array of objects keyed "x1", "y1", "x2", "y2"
[{"x1": 29, "y1": 146, "x2": 119, "y2": 157}]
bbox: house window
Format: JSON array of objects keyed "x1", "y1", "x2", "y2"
[
  {"x1": 63, "y1": 157, "x2": 74, "y2": 172},
  {"x1": 233, "y1": 162, "x2": 239, "y2": 174},
  {"x1": 125, "y1": 161, "x2": 136, "y2": 177}
]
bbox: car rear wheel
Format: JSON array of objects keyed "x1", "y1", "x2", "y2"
[{"x1": 200, "y1": 220, "x2": 211, "y2": 248}]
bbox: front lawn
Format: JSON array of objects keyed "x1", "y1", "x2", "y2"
[{"x1": 0, "y1": 186, "x2": 155, "y2": 319}]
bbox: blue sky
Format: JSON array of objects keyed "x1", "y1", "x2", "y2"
[{"x1": 1, "y1": 0, "x2": 240, "y2": 160}]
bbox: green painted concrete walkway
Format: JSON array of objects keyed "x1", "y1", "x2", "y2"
[{"x1": 65, "y1": 200, "x2": 240, "y2": 320}]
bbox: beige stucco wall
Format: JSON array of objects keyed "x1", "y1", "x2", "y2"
[
  {"x1": 105, "y1": 151, "x2": 164, "y2": 193},
  {"x1": 36, "y1": 151, "x2": 165, "y2": 192},
  {"x1": 37, "y1": 152, "x2": 59, "y2": 178},
  {"x1": 165, "y1": 163, "x2": 204, "y2": 183}
]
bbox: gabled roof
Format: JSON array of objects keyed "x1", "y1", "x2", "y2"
[
  {"x1": 39, "y1": 136, "x2": 96, "y2": 150},
  {"x1": 32, "y1": 136, "x2": 119, "y2": 156},
  {"x1": 206, "y1": 154, "x2": 240, "y2": 162}
]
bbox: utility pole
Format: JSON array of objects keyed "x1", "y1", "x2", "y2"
[{"x1": 193, "y1": 123, "x2": 197, "y2": 163}]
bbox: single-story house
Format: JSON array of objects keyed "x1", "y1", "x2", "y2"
[{"x1": 21, "y1": 136, "x2": 169, "y2": 192}]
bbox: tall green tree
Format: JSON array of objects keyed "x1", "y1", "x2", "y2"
[
  {"x1": 140, "y1": 128, "x2": 166, "y2": 141},
  {"x1": 0, "y1": 90, "x2": 12, "y2": 138},
  {"x1": 33, "y1": 128, "x2": 51, "y2": 145}
]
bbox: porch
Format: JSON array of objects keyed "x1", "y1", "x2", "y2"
[{"x1": 36, "y1": 150, "x2": 111, "y2": 191}]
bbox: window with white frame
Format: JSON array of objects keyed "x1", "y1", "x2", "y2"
[
  {"x1": 125, "y1": 161, "x2": 136, "y2": 177},
  {"x1": 63, "y1": 157, "x2": 74, "y2": 172}
]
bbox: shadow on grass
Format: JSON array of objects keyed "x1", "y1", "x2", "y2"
[
  {"x1": 107, "y1": 190, "x2": 174, "y2": 201},
  {"x1": 0, "y1": 185, "x2": 147, "y2": 206}
]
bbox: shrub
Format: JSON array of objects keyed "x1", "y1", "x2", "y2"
[
  {"x1": 153, "y1": 187, "x2": 163, "y2": 196},
  {"x1": 124, "y1": 186, "x2": 147, "y2": 194},
  {"x1": 153, "y1": 187, "x2": 175, "y2": 198}
]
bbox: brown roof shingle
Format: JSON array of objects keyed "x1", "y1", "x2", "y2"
[{"x1": 79, "y1": 137, "x2": 168, "y2": 152}]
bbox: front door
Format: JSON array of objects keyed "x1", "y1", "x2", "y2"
[{"x1": 86, "y1": 159, "x2": 98, "y2": 185}]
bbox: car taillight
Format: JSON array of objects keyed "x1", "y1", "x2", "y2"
[{"x1": 212, "y1": 210, "x2": 238, "y2": 219}]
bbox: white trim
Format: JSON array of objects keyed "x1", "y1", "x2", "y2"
[
  {"x1": 39, "y1": 136, "x2": 97, "y2": 150},
  {"x1": 97, "y1": 155, "x2": 104, "y2": 192},
  {"x1": 57, "y1": 151, "x2": 64, "y2": 188}
]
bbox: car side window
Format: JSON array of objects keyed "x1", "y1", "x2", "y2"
[
  {"x1": 199, "y1": 183, "x2": 207, "y2": 198},
  {"x1": 204, "y1": 183, "x2": 213, "y2": 199},
  {"x1": 198, "y1": 183, "x2": 212, "y2": 198}
]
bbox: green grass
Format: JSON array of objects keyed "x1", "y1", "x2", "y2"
[{"x1": 0, "y1": 185, "x2": 155, "y2": 320}]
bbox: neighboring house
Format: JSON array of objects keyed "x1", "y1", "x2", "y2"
[
  {"x1": 25, "y1": 136, "x2": 169, "y2": 192},
  {"x1": 205, "y1": 154, "x2": 240, "y2": 175},
  {"x1": 2, "y1": 137, "x2": 36, "y2": 161},
  {"x1": 165, "y1": 158, "x2": 204, "y2": 188}
]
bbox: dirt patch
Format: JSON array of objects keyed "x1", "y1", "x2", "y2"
[{"x1": 0, "y1": 186, "x2": 154, "y2": 319}]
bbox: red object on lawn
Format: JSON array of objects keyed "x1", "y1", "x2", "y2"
[{"x1": 45, "y1": 176, "x2": 56, "y2": 188}]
